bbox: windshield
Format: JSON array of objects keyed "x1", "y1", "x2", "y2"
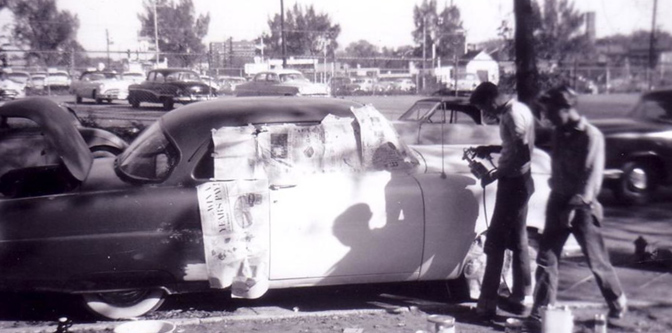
[
  {"x1": 123, "y1": 73, "x2": 143, "y2": 79},
  {"x1": 630, "y1": 98, "x2": 672, "y2": 122},
  {"x1": 398, "y1": 101, "x2": 439, "y2": 121},
  {"x1": 116, "y1": 122, "x2": 179, "y2": 183},
  {"x1": 50, "y1": 73, "x2": 69, "y2": 78},
  {"x1": 165, "y1": 71, "x2": 201, "y2": 82},
  {"x1": 279, "y1": 73, "x2": 307, "y2": 82}
]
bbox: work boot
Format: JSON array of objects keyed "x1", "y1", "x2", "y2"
[{"x1": 608, "y1": 293, "x2": 628, "y2": 319}]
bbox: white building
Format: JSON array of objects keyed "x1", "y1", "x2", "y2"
[{"x1": 434, "y1": 50, "x2": 500, "y2": 85}]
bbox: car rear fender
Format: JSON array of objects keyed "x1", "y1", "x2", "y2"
[{"x1": 65, "y1": 271, "x2": 176, "y2": 294}]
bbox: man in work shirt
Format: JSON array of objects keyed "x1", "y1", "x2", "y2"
[
  {"x1": 528, "y1": 86, "x2": 627, "y2": 326},
  {"x1": 470, "y1": 82, "x2": 536, "y2": 318}
]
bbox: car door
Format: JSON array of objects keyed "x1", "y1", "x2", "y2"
[{"x1": 267, "y1": 121, "x2": 424, "y2": 282}]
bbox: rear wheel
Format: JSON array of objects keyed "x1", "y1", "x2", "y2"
[
  {"x1": 82, "y1": 289, "x2": 166, "y2": 319},
  {"x1": 613, "y1": 161, "x2": 658, "y2": 205},
  {"x1": 129, "y1": 94, "x2": 140, "y2": 108},
  {"x1": 93, "y1": 90, "x2": 103, "y2": 104}
]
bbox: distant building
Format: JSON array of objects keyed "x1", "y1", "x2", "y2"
[
  {"x1": 210, "y1": 39, "x2": 256, "y2": 71},
  {"x1": 434, "y1": 49, "x2": 499, "y2": 85}
]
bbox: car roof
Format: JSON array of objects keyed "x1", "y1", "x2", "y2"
[
  {"x1": 161, "y1": 97, "x2": 362, "y2": 151},
  {"x1": 642, "y1": 89, "x2": 672, "y2": 104},
  {"x1": 148, "y1": 68, "x2": 198, "y2": 74},
  {"x1": 260, "y1": 69, "x2": 303, "y2": 75}
]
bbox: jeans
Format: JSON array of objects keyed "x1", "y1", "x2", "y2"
[
  {"x1": 531, "y1": 193, "x2": 625, "y2": 317},
  {"x1": 478, "y1": 171, "x2": 534, "y2": 310}
]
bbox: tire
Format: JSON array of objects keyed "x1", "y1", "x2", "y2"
[
  {"x1": 162, "y1": 98, "x2": 174, "y2": 111},
  {"x1": 82, "y1": 289, "x2": 166, "y2": 319},
  {"x1": 93, "y1": 90, "x2": 103, "y2": 104},
  {"x1": 129, "y1": 94, "x2": 140, "y2": 108},
  {"x1": 106, "y1": 99, "x2": 113, "y2": 103},
  {"x1": 613, "y1": 161, "x2": 657, "y2": 205},
  {"x1": 75, "y1": 96, "x2": 82, "y2": 104}
]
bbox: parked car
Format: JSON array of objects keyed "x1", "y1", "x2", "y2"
[
  {"x1": 70, "y1": 71, "x2": 130, "y2": 104},
  {"x1": 347, "y1": 77, "x2": 376, "y2": 95},
  {"x1": 593, "y1": 89, "x2": 672, "y2": 204},
  {"x1": 121, "y1": 72, "x2": 145, "y2": 84},
  {"x1": 393, "y1": 78, "x2": 417, "y2": 93},
  {"x1": 0, "y1": 96, "x2": 553, "y2": 319},
  {"x1": 327, "y1": 76, "x2": 352, "y2": 96},
  {"x1": 30, "y1": 73, "x2": 47, "y2": 91},
  {"x1": 217, "y1": 76, "x2": 246, "y2": 95},
  {"x1": 0, "y1": 98, "x2": 128, "y2": 185},
  {"x1": 200, "y1": 75, "x2": 220, "y2": 91},
  {"x1": 45, "y1": 70, "x2": 71, "y2": 90},
  {"x1": 235, "y1": 69, "x2": 329, "y2": 97},
  {"x1": 0, "y1": 72, "x2": 26, "y2": 100},
  {"x1": 445, "y1": 73, "x2": 481, "y2": 94},
  {"x1": 6, "y1": 70, "x2": 32, "y2": 91},
  {"x1": 128, "y1": 68, "x2": 216, "y2": 110}
]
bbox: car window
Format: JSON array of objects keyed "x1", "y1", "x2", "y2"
[
  {"x1": 267, "y1": 73, "x2": 279, "y2": 82},
  {"x1": 254, "y1": 73, "x2": 267, "y2": 82},
  {"x1": 116, "y1": 122, "x2": 179, "y2": 183},
  {"x1": 631, "y1": 100, "x2": 672, "y2": 122},
  {"x1": 398, "y1": 101, "x2": 439, "y2": 121}
]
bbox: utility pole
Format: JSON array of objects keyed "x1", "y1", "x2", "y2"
[
  {"x1": 106, "y1": 29, "x2": 110, "y2": 69},
  {"x1": 648, "y1": 0, "x2": 658, "y2": 90},
  {"x1": 153, "y1": 0, "x2": 160, "y2": 65},
  {"x1": 422, "y1": 15, "x2": 427, "y2": 90},
  {"x1": 280, "y1": 0, "x2": 287, "y2": 68}
]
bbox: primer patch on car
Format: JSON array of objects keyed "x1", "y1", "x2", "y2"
[{"x1": 196, "y1": 179, "x2": 269, "y2": 299}]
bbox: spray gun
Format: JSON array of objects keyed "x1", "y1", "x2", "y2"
[{"x1": 462, "y1": 147, "x2": 497, "y2": 180}]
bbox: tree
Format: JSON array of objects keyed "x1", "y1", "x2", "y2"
[
  {"x1": 8, "y1": 0, "x2": 80, "y2": 67},
  {"x1": 343, "y1": 40, "x2": 379, "y2": 67},
  {"x1": 263, "y1": 4, "x2": 341, "y2": 58},
  {"x1": 412, "y1": 0, "x2": 465, "y2": 60},
  {"x1": 532, "y1": 0, "x2": 592, "y2": 63},
  {"x1": 138, "y1": 0, "x2": 210, "y2": 67}
]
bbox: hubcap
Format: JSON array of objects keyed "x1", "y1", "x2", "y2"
[
  {"x1": 628, "y1": 168, "x2": 648, "y2": 191},
  {"x1": 97, "y1": 290, "x2": 150, "y2": 306}
]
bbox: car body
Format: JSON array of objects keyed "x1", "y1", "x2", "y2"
[
  {"x1": 70, "y1": 71, "x2": 130, "y2": 104},
  {"x1": 235, "y1": 69, "x2": 329, "y2": 97},
  {"x1": 0, "y1": 75, "x2": 26, "y2": 100},
  {"x1": 445, "y1": 73, "x2": 480, "y2": 94},
  {"x1": 593, "y1": 89, "x2": 672, "y2": 204},
  {"x1": 217, "y1": 76, "x2": 246, "y2": 95},
  {"x1": 347, "y1": 77, "x2": 376, "y2": 95},
  {"x1": 6, "y1": 71, "x2": 33, "y2": 91},
  {"x1": 45, "y1": 70, "x2": 71, "y2": 90},
  {"x1": 30, "y1": 73, "x2": 46, "y2": 91},
  {"x1": 128, "y1": 68, "x2": 216, "y2": 110},
  {"x1": 200, "y1": 75, "x2": 220, "y2": 91},
  {"x1": 121, "y1": 72, "x2": 145, "y2": 84},
  {"x1": 393, "y1": 78, "x2": 417, "y2": 92},
  {"x1": 0, "y1": 96, "x2": 552, "y2": 319},
  {"x1": 327, "y1": 76, "x2": 352, "y2": 96}
]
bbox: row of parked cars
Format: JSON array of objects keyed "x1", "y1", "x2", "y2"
[{"x1": 329, "y1": 76, "x2": 417, "y2": 96}]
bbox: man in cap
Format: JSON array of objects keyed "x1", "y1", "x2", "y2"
[
  {"x1": 469, "y1": 82, "x2": 536, "y2": 318},
  {"x1": 528, "y1": 85, "x2": 626, "y2": 327}
]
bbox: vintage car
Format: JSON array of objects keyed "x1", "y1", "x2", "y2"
[
  {"x1": 128, "y1": 68, "x2": 216, "y2": 110},
  {"x1": 45, "y1": 70, "x2": 71, "y2": 90},
  {"x1": 200, "y1": 75, "x2": 220, "y2": 91},
  {"x1": 327, "y1": 76, "x2": 352, "y2": 96},
  {"x1": 121, "y1": 72, "x2": 145, "y2": 84},
  {"x1": 394, "y1": 78, "x2": 417, "y2": 92},
  {"x1": 235, "y1": 69, "x2": 329, "y2": 97},
  {"x1": 0, "y1": 96, "x2": 553, "y2": 319},
  {"x1": 594, "y1": 89, "x2": 672, "y2": 204},
  {"x1": 6, "y1": 70, "x2": 33, "y2": 91},
  {"x1": 70, "y1": 71, "x2": 130, "y2": 104},
  {"x1": 0, "y1": 73, "x2": 26, "y2": 100},
  {"x1": 30, "y1": 73, "x2": 47, "y2": 91},
  {"x1": 0, "y1": 99, "x2": 128, "y2": 165},
  {"x1": 217, "y1": 76, "x2": 246, "y2": 95},
  {"x1": 443, "y1": 73, "x2": 481, "y2": 95}
]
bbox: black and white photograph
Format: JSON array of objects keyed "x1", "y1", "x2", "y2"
[{"x1": 0, "y1": 0, "x2": 671, "y2": 332}]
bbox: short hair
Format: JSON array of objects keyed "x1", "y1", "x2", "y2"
[
  {"x1": 469, "y1": 82, "x2": 499, "y2": 104},
  {"x1": 539, "y1": 85, "x2": 578, "y2": 109}
]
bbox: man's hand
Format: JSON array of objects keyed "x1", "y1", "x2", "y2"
[
  {"x1": 568, "y1": 194, "x2": 590, "y2": 207},
  {"x1": 480, "y1": 170, "x2": 498, "y2": 188}
]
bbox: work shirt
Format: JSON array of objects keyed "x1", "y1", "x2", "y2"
[
  {"x1": 549, "y1": 117, "x2": 605, "y2": 203},
  {"x1": 497, "y1": 99, "x2": 535, "y2": 178}
]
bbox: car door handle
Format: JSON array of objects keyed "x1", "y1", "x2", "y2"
[{"x1": 269, "y1": 184, "x2": 297, "y2": 190}]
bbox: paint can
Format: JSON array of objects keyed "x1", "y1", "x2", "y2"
[
  {"x1": 541, "y1": 305, "x2": 573, "y2": 333},
  {"x1": 426, "y1": 314, "x2": 455, "y2": 333},
  {"x1": 594, "y1": 313, "x2": 607, "y2": 333},
  {"x1": 505, "y1": 318, "x2": 523, "y2": 333}
]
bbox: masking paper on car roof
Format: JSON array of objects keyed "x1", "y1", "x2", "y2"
[{"x1": 196, "y1": 179, "x2": 270, "y2": 299}]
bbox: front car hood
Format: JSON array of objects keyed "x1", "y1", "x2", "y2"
[
  {"x1": 592, "y1": 118, "x2": 670, "y2": 136},
  {"x1": 0, "y1": 98, "x2": 92, "y2": 181}
]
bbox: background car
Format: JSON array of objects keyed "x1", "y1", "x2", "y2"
[
  {"x1": 347, "y1": 77, "x2": 375, "y2": 95},
  {"x1": 235, "y1": 69, "x2": 329, "y2": 97},
  {"x1": 393, "y1": 78, "x2": 417, "y2": 93},
  {"x1": 45, "y1": 70, "x2": 71, "y2": 90},
  {"x1": 70, "y1": 71, "x2": 130, "y2": 104},
  {"x1": 30, "y1": 73, "x2": 46, "y2": 91},
  {"x1": 0, "y1": 72, "x2": 26, "y2": 100},
  {"x1": 128, "y1": 68, "x2": 216, "y2": 110},
  {"x1": 445, "y1": 73, "x2": 481, "y2": 94},
  {"x1": 217, "y1": 76, "x2": 246, "y2": 95},
  {"x1": 5, "y1": 70, "x2": 33, "y2": 92},
  {"x1": 121, "y1": 71, "x2": 145, "y2": 84},
  {"x1": 594, "y1": 89, "x2": 672, "y2": 204},
  {"x1": 200, "y1": 75, "x2": 220, "y2": 91},
  {"x1": 327, "y1": 76, "x2": 352, "y2": 96},
  {"x1": 0, "y1": 96, "x2": 552, "y2": 319}
]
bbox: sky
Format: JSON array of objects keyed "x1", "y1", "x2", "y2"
[{"x1": 1, "y1": 0, "x2": 670, "y2": 53}]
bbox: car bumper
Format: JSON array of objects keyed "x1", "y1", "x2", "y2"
[
  {"x1": 174, "y1": 95, "x2": 215, "y2": 103},
  {"x1": 99, "y1": 90, "x2": 129, "y2": 100},
  {"x1": 603, "y1": 169, "x2": 623, "y2": 180}
]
